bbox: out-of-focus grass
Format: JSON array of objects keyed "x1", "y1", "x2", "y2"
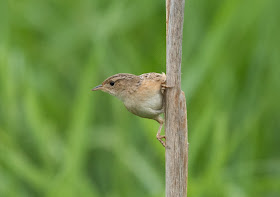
[{"x1": 0, "y1": 0, "x2": 280, "y2": 196}]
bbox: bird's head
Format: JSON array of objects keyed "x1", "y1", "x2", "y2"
[{"x1": 92, "y1": 73, "x2": 138, "y2": 99}]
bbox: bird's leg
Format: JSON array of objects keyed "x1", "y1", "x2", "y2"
[
  {"x1": 156, "y1": 122, "x2": 166, "y2": 147},
  {"x1": 155, "y1": 117, "x2": 166, "y2": 147}
]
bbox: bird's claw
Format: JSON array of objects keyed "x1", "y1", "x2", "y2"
[{"x1": 161, "y1": 84, "x2": 173, "y2": 94}]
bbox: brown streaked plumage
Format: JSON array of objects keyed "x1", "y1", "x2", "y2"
[{"x1": 92, "y1": 72, "x2": 167, "y2": 147}]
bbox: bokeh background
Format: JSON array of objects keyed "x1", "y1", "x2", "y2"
[{"x1": 0, "y1": 0, "x2": 280, "y2": 196}]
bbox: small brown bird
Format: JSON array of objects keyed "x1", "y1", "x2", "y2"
[{"x1": 92, "y1": 73, "x2": 167, "y2": 147}]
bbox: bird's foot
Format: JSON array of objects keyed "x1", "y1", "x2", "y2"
[{"x1": 161, "y1": 84, "x2": 173, "y2": 93}]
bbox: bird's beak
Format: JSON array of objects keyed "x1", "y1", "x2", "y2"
[{"x1": 91, "y1": 84, "x2": 103, "y2": 91}]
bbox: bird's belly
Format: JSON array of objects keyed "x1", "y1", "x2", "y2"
[{"x1": 124, "y1": 93, "x2": 163, "y2": 119}]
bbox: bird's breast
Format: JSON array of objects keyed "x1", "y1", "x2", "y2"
[{"x1": 123, "y1": 92, "x2": 163, "y2": 119}]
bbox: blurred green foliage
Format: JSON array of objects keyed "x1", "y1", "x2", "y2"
[{"x1": 0, "y1": 0, "x2": 280, "y2": 196}]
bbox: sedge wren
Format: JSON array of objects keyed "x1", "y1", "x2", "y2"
[{"x1": 92, "y1": 72, "x2": 167, "y2": 147}]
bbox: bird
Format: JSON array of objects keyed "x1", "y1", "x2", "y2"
[{"x1": 91, "y1": 72, "x2": 167, "y2": 147}]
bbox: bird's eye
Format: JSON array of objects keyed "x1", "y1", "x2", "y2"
[{"x1": 110, "y1": 81, "x2": 115, "y2": 86}]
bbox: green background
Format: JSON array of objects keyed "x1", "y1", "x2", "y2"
[{"x1": 0, "y1": 0, "x2": 280, "y2": 196}]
